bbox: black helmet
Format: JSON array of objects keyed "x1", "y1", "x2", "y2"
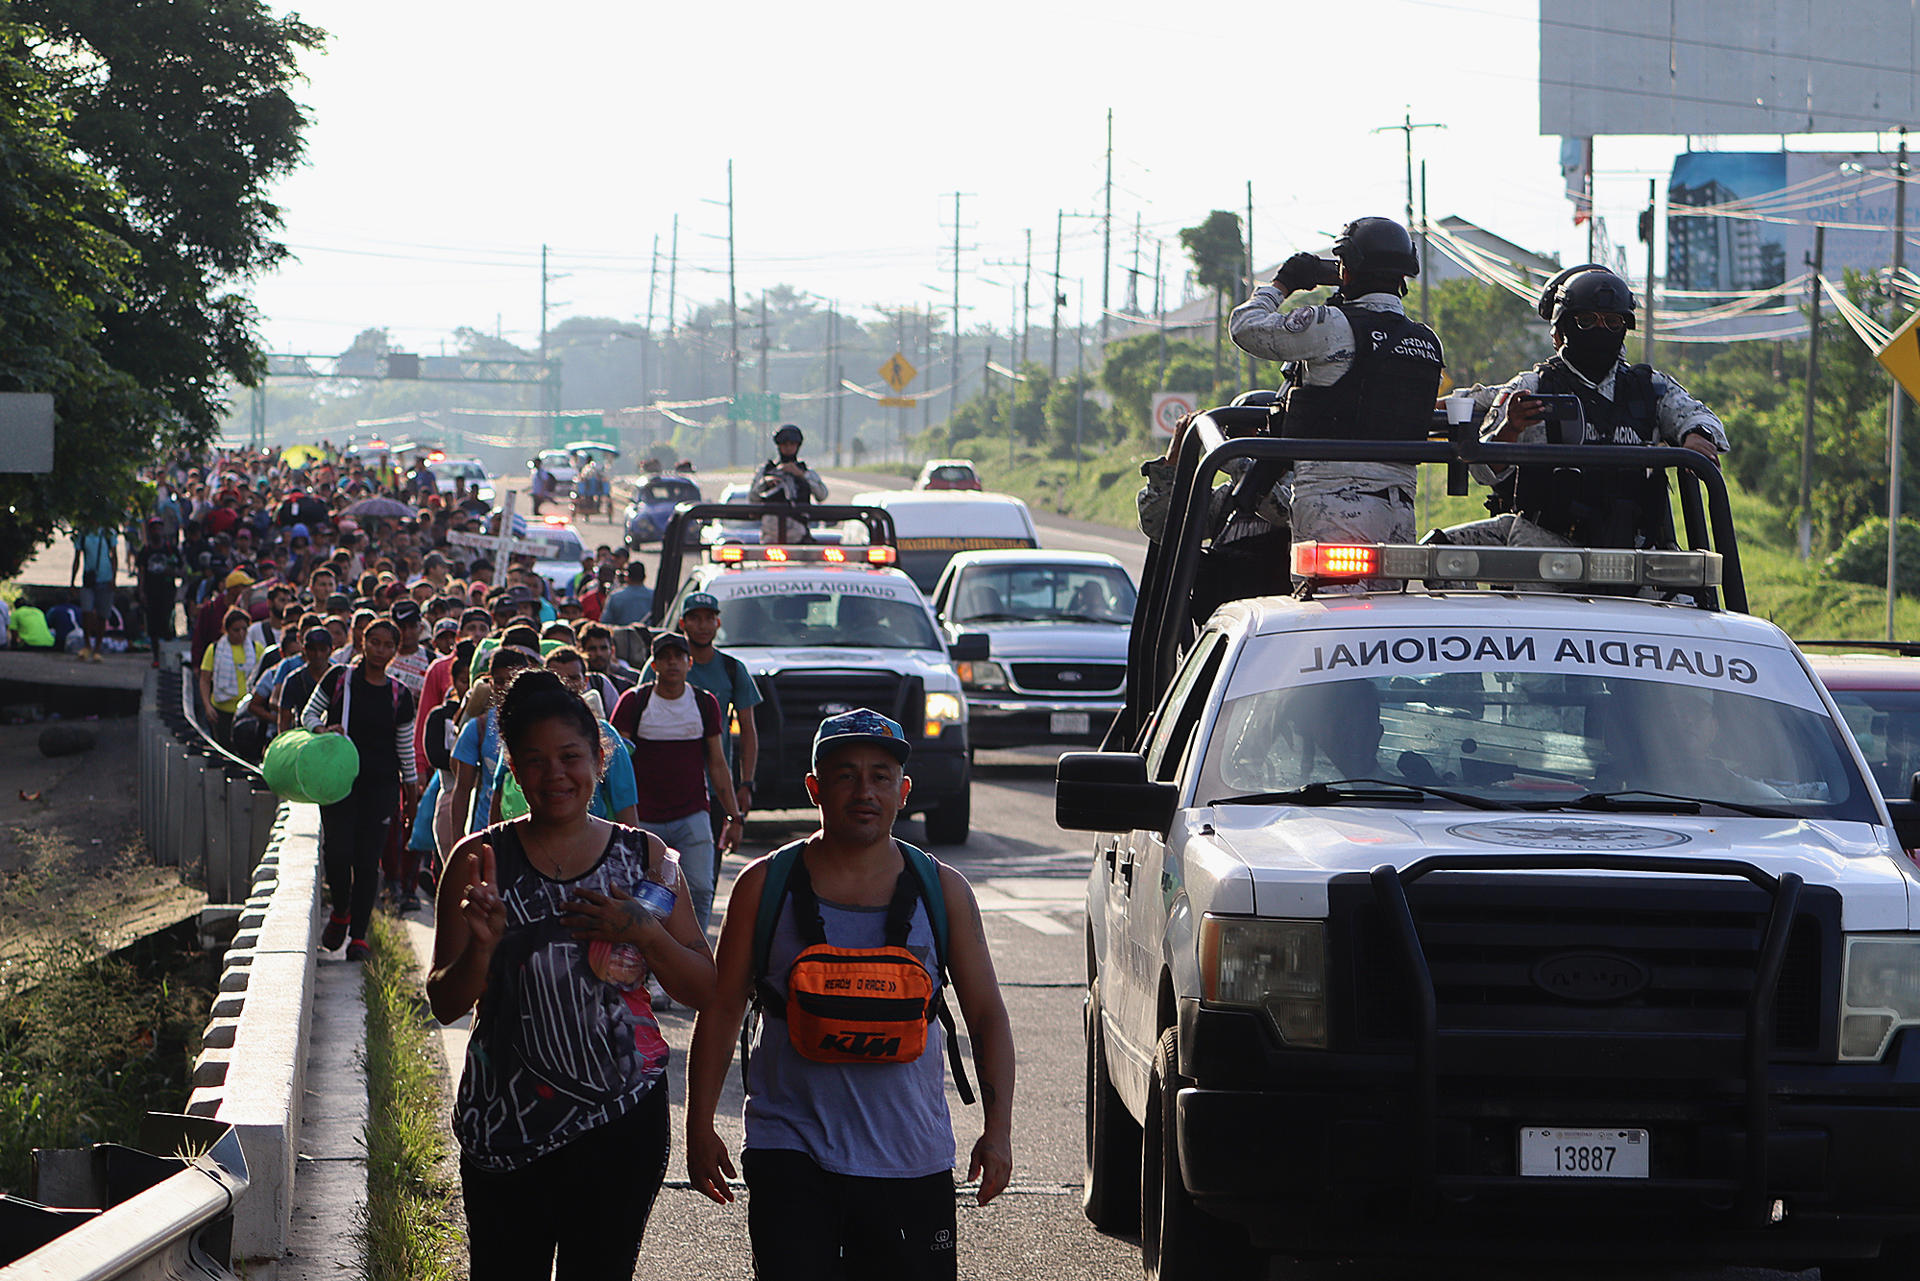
[
  {"x1": 773, "y1": 424, "x2": 803, "y2": 446},
  {"x1": 1537, "y1": 264, "x2": 1637, "y2": 330},
  {"x1": 1332, "y1": 217, "x2": 1419, "y2": 277}
]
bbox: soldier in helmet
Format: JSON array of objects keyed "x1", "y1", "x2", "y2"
[
  {"x1": 752, "y1": 424, "x2": 828, "y2": 545},
  {"x1": 1436, "y1": 264, "x2": 1728, "y2": 551},
  {"x1": 1229, "y1": 217, "x2": 1446, "y2": 581}
]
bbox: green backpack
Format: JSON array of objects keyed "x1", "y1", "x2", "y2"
[{"x1": 743, "y1": 837, "x2": 974, "y2": 1104}]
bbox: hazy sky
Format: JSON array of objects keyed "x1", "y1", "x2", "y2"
[{"x1": 245, "y1": 0, "x2": 1880, "y2": 360}]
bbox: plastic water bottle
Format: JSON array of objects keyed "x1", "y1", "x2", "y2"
[{"x1": 632, "y1": 845, "x2": 679, "y2": 921}]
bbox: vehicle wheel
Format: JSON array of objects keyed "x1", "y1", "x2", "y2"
[
  {"x1": 1083, "y1": 982, "x2": 1141, "y2": 1232},
  {"x1": 922, "y1": 786, "x2": 970, "y2": 845},
  {"x1": 1141, "y1": 1028, "x2": 1258, "y2": 1281}
]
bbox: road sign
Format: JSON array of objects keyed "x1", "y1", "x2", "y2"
[
  {"x1": 878, "y1": 396, "x2": 917, "y2": 408},
  {"x1": 1151, "y1": 391, "x2": 1200, "y2": 438},
  {"x1": 1878, "y1": 308, "x2": 1920, "y2": 400},
  {"x1": 550, "y1": 412, "x2": 608, "y2": 447},
  {"x1": 880, "y1": 353, "x2": 918, "y2": 393},
  {"x1": 731, "y1": 393, "x2": 781, "y2": 422}
]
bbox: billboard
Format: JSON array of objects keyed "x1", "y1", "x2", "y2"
[
  {"x1": 1665, "y1": 151, "x2": 1904, "y2": 341},
  {"x1": 1541, "y1": 0, "x2": 1920, "y2": 137}
]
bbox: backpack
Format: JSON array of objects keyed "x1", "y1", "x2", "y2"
[{"x1": 743, "y1": 838, "x2": 975, "y2": 1104}]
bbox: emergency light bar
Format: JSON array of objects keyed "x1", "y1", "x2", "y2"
[
  {"x1": 1290, "y1": 541, "x2": 1723, "y2": 590},
  {"x1": 711, "y1": 544, "x2": 895, "y2": 567}
]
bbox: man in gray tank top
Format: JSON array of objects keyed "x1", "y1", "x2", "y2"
[{"x1": 685, "y1": 709, "x2": 1016, "y2": 1280}]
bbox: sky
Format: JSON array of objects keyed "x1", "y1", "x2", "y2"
[{"x1": 244, "y1": 0, "x2": 1901, "y2": 361}]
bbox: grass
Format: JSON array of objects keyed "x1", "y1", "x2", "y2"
[
  {"x1": 935, "y1": 430, "x2": 1920, "y2": 641},
  {"x1": 0, "y1": 919, "x2": 215, "y2": 1195},
  {"x1": 360, "y1": 914, "x2": 463, "y2": 1281}
]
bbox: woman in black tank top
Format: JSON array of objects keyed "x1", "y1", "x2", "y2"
[{"x1": 427, "y1": 669, "x2": 717, "y2": 1279}]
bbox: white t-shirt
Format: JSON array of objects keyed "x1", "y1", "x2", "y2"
[{"x1": 635, "y1": 683, "x2": 704, "y2": 741}]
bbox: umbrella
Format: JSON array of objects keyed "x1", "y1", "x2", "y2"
[
  {"x1": 281, "y1": 445, "x2": 323, "y2": 466},
  {"x1": 341, "y1": 496, "x2": 416, "y2": 519},
  {"x1": 563, "y1": 440, "x2": 620, "y2": 456}
]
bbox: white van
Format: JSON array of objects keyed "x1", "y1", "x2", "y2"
[{"x1": 848, "y1": 490, "x2": 1039, "y2": 594}]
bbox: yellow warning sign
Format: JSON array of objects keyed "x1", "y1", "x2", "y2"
[
  {"x1": 1877, "y1": 307, "x2": 1920, "y2": 400},
  {"x1": 878, "y1": 396, "x2": 917, "y2": 408},
  {"x1": 879, "y1": 352, "x2": 918, "y2": 393}
]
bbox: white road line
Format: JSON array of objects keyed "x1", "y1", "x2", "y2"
[{"x1": 1005, "y1": 909, "x2": 1074, "y2": 936}]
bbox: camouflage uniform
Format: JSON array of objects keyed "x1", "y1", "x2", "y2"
[
  {"x1": 1230, "y1": 288, "x2": 1430, "y2": 586},
  {"x1": 1135, "y1": 454, "x2": 1289, "y2": 545}
]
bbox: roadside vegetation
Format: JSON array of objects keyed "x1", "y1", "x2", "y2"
[
  {"x1": 360, "y1": 914, "x2": 462, "y2": 1281},
  {"x1": 0, "y1": 857, "x2": 214, "y2": 1195}
]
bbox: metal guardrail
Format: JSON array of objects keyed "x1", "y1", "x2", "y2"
[{"x1": 0, "y1": 653, "x2": 323, "y2": 1273}]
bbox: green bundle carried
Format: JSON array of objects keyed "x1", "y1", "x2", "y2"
[{"x1": 260, "y1": 728, "x2": 361, "y2": 805}]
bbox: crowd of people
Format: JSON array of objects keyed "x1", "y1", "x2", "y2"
[{"x1": 64, "y1": 437, "x2": 1017, "y2": 1277}]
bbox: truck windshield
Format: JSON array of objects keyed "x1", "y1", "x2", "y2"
[
  {"x1": 715, "y1": 589, "x2": 941, "y2": 651},
  {"x1": 950, "y1": 564, "x2": 1136, "y2": 624},
  {"x1": 1197, "y1": 653, "x2": 1876, "y2": 823}
]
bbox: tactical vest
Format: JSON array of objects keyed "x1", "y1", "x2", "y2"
[
  {"x1": 761, "y1": 460, "x2": 814, "y2": 507},
  {"x1": 1489, "y1": 358, "x2": 1674, "y2": 548},
  {"x1": 1281, "y1": 305, "x2": 1444, "y2": 443}
]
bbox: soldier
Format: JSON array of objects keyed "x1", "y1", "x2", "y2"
[
  {"x1": 1229, "y1": 217, "x2": 1445, "y2": 579},
  {"x1": 752, "y1": 424, "x2": 828, "y2": 545},
  {"x1": 1436, "y1": 265, "x2": 1728, "y2": 552}
]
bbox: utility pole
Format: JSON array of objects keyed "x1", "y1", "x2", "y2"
[
  {"x1": 1419, "y1": 162, "x2": 1431, "y2": 326},
  {"x1": 1101, "y1": 108, "x2": 1113, "y2": 341},
  {"x1": 1374, "y1": 109, "x2": 1444, "y2": 313},
  {"x1": 1245, "y1": 180, "x2": 1256, "y2": 386},
  {"x1": 1052, "y1": 211, "x2": 1064, "y2": 378},
  {"x1": 945, "y1": 191, "x2": 968, "y2": 423},
  {"x1": 1800, "y1": 224, "x2": 1826, "y2": 560},
  {"x1": 1127, "y1": 214, "x2": 1143, "y2": 314},
  {"x1": 1022, "y1": 228, "x2": 1033, "y2": 369},
  {"x1": 1890, "y1": 126, "x2": 1911, "y2": 639},
  {"x1": 667, "y1": 214, "x2": 679, "y2": 336},
  {"x1": 539, "y1": 243, "x2": 550, "y2": 362},
  {"x1": 1154, "y1": 239, "x2": 1167, "y2": 391},
  {"x1": 726, "y1": 161, "x2": 739, "y2": 465},
  {"x1": 1640, "y1": 179, "x2": 1657, "y2": 366}
]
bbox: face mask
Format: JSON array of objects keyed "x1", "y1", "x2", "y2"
[{"x1": 1561, "y1": 326, "x2": 1625, "y2": 379}]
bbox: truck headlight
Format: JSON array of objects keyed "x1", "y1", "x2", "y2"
[
  {"x1": 1199, "y1": 915, "x2": 1328, "y2": 1049},
  {"x1": 956, "y1": 659, "x2": 1008, "y2": 691},
  {"x1": 1840, "y1": 935, "x2": 1920, "y2": 1061},
  {"x1": 924, "y1": 692, "x2": 963, "y2": 739}
]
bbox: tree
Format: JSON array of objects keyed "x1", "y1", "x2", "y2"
[
  {"x1": 0, "y1": 3, "x2": 321, "y2": 577},
  {"x1": 1425, "y1": 278, "x2": 1552, "y2": 389},
  {"x1": 0, "y1": 19, "x2": 158, "y2": 575},
  {"x1": 17, "y1": 0, "x2": 324, "y2": 439},
  {"x1": 1179, "y1": 211, "x2": 1246, "y2": 386}
]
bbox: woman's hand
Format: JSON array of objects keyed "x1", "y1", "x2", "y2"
[
  {"x1": 460, "y1": 841, "x2": 507, "y2": 953},
  {"x1": 562, "y1": 884, "x2": 657, "y2": 946}
]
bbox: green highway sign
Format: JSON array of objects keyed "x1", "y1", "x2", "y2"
[
  {"x1": 731, "y1": 393, "x2": 781, "y2": 422},
  {"x1": 550, "y1": 412, "x2": 610, "y2": 447}
]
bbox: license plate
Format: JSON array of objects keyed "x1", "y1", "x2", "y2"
[
  {"x1": 1518, "y1": 1127, "x2": 1649, "y2": 1178},
  {"x1": 1050, "y1": 712, "x2": 1091, "y2": 735}
]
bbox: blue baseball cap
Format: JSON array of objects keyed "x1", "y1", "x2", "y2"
[
  {"x1": 681, "y1": 591, "x2": 722, "y2": 618},
  {"x1": 812, "y1": 708, "x2": 911, "y2": 770}
]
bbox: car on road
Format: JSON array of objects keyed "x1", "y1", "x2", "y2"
[
  {"x1": 653, "y1": 503, "x2": 986, "y2": 844},
  {"x1": 914, "y1": 458, "x2": 983, "y2": 491},
  {"x1": 847, "y1": 490, "x2": 1039, "y2": 594},
  {"x1": 518, "y1": 517, "x2": 587, "y2": 598},
  {"x1": 1804, "y1": 641, "x2": 1920, "y2": 804},
  {"x1": 1064, "y1": 417, "x2": 1920, "y2": 1279},
  {"x1": 530, "y1": 449, "x2": 577, "y2": 501},
  {"x1": 425, "y1": 457, "x2": 494, "y2": 507},
  {"x1": 930, "y1": 549, "x2": 1134, "y2": 749},
  {"x1": 623, "y1": 474, "x2": 703, "y2": 548}
]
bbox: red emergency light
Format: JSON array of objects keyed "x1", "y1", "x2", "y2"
[{"x1": 1291, "y1": 541, "x2": 1379, "y2": 579}]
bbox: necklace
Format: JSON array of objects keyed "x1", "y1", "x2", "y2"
[{"x1": 519, "y1": 818, "x2": 589, "y2": 879}]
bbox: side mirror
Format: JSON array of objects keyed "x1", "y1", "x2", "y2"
[
  {"x1": 1056, "y1": 751, "x2": 1177, "y2": 833},
  {"x1": 948, "y1": 632, "x2": 989, "y2": 662},
  {"x1": 1889, "y1": 781, "x2": 1920, "y2": 854}
]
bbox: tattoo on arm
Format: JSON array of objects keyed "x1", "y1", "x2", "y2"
[{"x1": 981, "y1": 1081, "x2": 998, "y2": 1107}]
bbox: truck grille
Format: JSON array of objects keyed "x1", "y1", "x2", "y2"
[
  {"x1": 1008, "y1": 661, "x2": 1125, "y2": 694},
  {"x1": 1329, "y1": 874, "x2": 1838, "y2": 1060}
]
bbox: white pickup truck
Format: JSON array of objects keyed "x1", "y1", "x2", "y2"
[{"x1": 1062, "y1": 418, "x2": 1920, "y2": 1280}]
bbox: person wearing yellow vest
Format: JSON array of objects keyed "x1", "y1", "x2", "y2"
[{"x1": 198, "y1": 606, "x2": 264, "y2": 747}]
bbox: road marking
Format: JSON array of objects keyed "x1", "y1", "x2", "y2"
[{"x1": 1005, "y1": 909, "x2": 1073, "y2": 936}]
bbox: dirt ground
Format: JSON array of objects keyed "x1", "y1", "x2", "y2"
[{"x1": 0, "y1": 714, "x2": 202, "y2": 962}]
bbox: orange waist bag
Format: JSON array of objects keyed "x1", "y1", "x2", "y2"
[{"x1": 784, "y1": 942, "x2": 933, "y2": 1064}]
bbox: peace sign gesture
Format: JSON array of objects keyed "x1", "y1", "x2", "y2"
[{"x1": 461, "y1": 841, "x2": 508, "y2": 951}]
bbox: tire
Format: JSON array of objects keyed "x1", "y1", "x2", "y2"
[
  {"x1": 1083, "y1": 982, "x2": 1141, "y2": 1232},
  {"x1": 1141, "y1": 1028, "x2": 1258, "y2": 1281},
  {"x1": 922, "y1": 782, "x2": 971, "y2": 845}
]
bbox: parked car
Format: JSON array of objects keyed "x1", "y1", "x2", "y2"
[
  {"x1": 930, "y1": 549, "x2": 1135, "y2": 748},
  {"x1": 623, "y1": 474, "x2": 702, "y2": 548},
  {"x1": 426, "y1": 457, "x2": 494, "y2": 507},
  {"x1": 914, "y1": 458, "x2": 983, "y2": 491},
  {"x1": 1804, "y1": 640, "x2": 1920, "y2": 802}
]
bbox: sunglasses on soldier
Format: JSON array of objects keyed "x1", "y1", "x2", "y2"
[{"x1": 1571, "y1": 311, "x2": 1630, "y2": 331}]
